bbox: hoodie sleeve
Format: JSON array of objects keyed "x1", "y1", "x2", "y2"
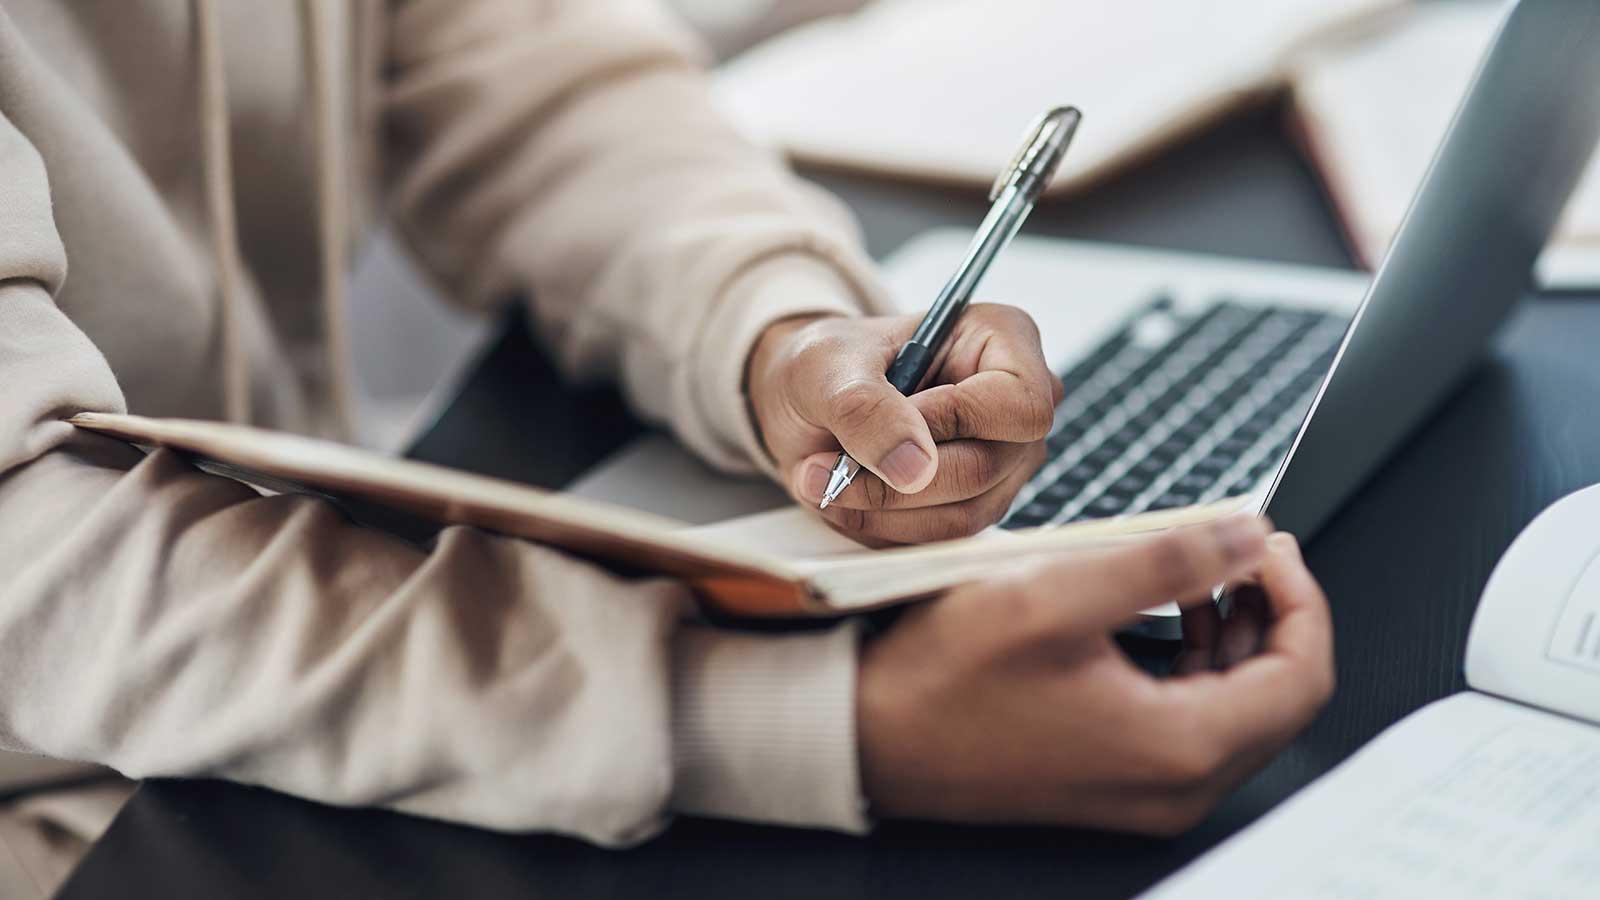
[
  {"x1": 0, "y1": 80, "x2": 867, "y2": 845},
  {"x1": 381, "y1": 0, "x2": 897, "y2": 475}
]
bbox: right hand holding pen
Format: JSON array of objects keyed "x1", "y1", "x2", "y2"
[
  {"x1": 747, "y1": 304, "x2": 1060, "y2": 545},
  {"x1": 856, "y1": 517, "x2": 1335, "y2": 835}
]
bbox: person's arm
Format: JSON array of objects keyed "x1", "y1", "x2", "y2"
[
  {"x1": 381, "y1": 0, "x2": 1063, "y2": 545},
  {"x1": 381, "y1": 0, "x2": 893, "y2": 474},
  {"x1": 0, "y1": 94, "x2": 866, "y2": 843}
]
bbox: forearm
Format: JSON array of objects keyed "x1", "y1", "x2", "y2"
[
  {"x1": 1, "y1": 437, "x2": 871, "y2": 842},
  {"x1": 382, "y1": 0, "x2": 894, "y2": 472}
]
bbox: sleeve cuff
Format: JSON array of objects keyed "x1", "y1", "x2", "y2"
[
  {"x1": 669, "y1": 620, "x2": 870, "y2": 834},
  {"x1": 695, "y1": 255, "x2": 892, "y2": 478}
]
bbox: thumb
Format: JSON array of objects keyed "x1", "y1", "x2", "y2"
[{"x1": 811, "y1": 379, "x2": 938, "y2": 494}]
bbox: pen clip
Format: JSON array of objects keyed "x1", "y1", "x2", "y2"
[{"x1": 989, "y1": 106, "x2": 1082, "y2": 202}]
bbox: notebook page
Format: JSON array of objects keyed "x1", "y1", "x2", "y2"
[
  {"x1": 1292, "y1": 1, "x2": 1600, "y2": 287},
  {"x1": 1464, "y1": 485, "x2": 1600, "y2": 727},
  {"x1": 714, "y1": 0, "x2": 1400, "y2": 196},
  {"x1": 687, "y1": 507, "x2": 868, "y2": 561},
  {"x1": 1141, "y1": 693, "x2": 1600, "y2": 899}
]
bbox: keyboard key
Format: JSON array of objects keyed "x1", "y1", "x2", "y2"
[
  {"x1": 1086, "y1": 494, "x2": 1130, "y2": 517},
  {"x1": 1041, "y1": 481, "x2": 1079, "y2": 502},
  {"x1": 1112, "y1": 475, "x2": 1152, "y2": 496},
  {"x1": 1007, "y1": 298, "x2": 1347, "y2": 527},
  {"x1": 1147, "y1": 491, "x2": 1197, "y2": 511}
]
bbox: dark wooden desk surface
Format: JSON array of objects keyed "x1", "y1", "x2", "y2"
[{"x1": 59, "y1": 103, "x2": 1600, "y2": 900}]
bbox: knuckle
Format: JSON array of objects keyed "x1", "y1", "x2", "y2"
[
  {"x1": 950, "y1": 444, "x2": 999, "y2": 496},
  {"x1": 828, "y1": 380, "x2": 892, "y2": 431},
  {"x1": 788, "y1": 322, "x2": 843, "y2": 366},
  {"x1": 863, "y1": 473, "x2": 893, "y2": 511},
  {"x1": 925, "y1": 506, "x2": 987, "y2": 542},
  {"x1": 1020, "y1": 391, "x2": 1056, "y2": 440},
  {"x1": 952, "y1": 502, "x2": 991, "y2": 538},
  {"x1": 983, "y1": 489, "x2": 1020, "y2": 531},
  {"x1": 946, "y1": 399, "x2": 970, "y2": 441},
  {"x1": 920, "y1": 395, "x2": 959, "y2": 440},
  {"x1": 830, "y1": 506, "x2": 869, "y2": 535},
  {"x1": 989, "y1": 303, "x2": 1038, "y2": 333}
]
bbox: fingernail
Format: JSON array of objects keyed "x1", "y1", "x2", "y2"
[
  {"x1": 801, "y1": 462, "x2": 832, "y2": 502},
  {"x1": 879, "y1": 441, "x2": 932, "y2": 490},
  {"x1": 1219, "y1": 515, "x2": 1267, "y2": 564}
]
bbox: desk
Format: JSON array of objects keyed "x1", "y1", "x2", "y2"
[{"x1": 58, "y1": 103, "x2": 1600, "y2": 900}]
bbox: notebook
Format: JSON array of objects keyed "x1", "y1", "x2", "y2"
[
  {"x1": 69, "y1": 413, "x2": 1242, "y2": 619},
  {"x1": 712, "y1": 0, "x2": 1403, "y2": 197},
  {"x1": 1291, "y1": 0, "x2": 1600, "y2": 288},
  {"x1": 714, "y1": 0, "x2": 1600, "y2": 288},
  {"x1": 1139, "y1": 489, "x2": 1600, "y2": 899}
]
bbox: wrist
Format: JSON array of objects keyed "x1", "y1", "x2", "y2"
[
  {"x1": 744, "y1": 314, "x2": 839, "y2": 463},
  {"x1": 856, "y1": 629, "x2": 914, "y2": 819}
]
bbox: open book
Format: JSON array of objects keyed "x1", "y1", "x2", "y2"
[
  {"x1": 1141, "y1": 486, "x2": 1600, "y2": 898},
  {"x1": 70, "y1": 413, "x2": 1240, "y2": 618}
]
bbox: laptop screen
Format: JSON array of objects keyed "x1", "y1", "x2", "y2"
[{"x1": 1262, "y1": 0, "x2": 1600, "y2": 537}]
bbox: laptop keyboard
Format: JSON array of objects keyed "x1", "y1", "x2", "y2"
[{"x1": 1000, "y1": 297, "x2": 1349, "y2": 530}]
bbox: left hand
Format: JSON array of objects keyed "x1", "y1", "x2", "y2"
[{"x1": 746, "y1": 304, "x2": 1061, "y2": 545}]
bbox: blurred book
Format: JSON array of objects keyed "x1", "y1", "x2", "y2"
[
  {"x1": 715, "y1": 0, "x2": 1600, "y2": 287},
  {"x1": 713, "y1": 0, "x2": 1403, "y2": 195},
  {"x1": 1291, "y1": 0, "x2": 1600, "y2": 288}
]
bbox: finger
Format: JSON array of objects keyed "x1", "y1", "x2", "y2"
[
  {"x1": 817, "y1": 448, "x2": 1037, "y2": 543},
  {"x1": 1175, "y1": 534, "x2": 1335, "y2": 751},
  {"x1": 977, "y1": 514, "x2": 1271, "y2": 637},
  {"x1": 1216, "y1": 584, "x2": 1269, "y2": 668},
  {"x1": 808, "y1": 378, "x2": 938, "y2": 494},
  {"x1": 1175, "y1": 601, "x2": 1222, "y2": 675},
  {"x1": 795, "y1": 439, "x2": 1039, "y2": 510},
  {"x1": 912, "y1": 372, "x2": 1057, "y2": 444},
  {"x1": 933, "y1": 304, "x2": 1058, "y2": 396}
]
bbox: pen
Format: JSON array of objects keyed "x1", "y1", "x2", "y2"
[{"x1": 820, "y1": 106, "x2": 1082, "y2": 509}]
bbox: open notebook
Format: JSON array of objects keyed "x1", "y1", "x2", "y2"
[
  {"x1": 70, "y1": 413, "x2": 1242, "y2": 619},
  {"x1": 1292, "y1": 0, "x2": 1600, "y2": 289},
  {"x1": 1140, "y1": 487, "x2": 1600, "y2": 899},
  {"x1": 712, "y1": 0, "x2": 1402, "y2": 197}
]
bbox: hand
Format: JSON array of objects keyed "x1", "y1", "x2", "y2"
[
  {"x1": 856, "y1": 518, "x2": 1335, "y2": 835},
  {"x1": 746, "y1": 306, "x2": 1061, "y2": 545}
]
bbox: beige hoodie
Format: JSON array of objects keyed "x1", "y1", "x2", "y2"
[{"x1": 0, "y1": 0, "x2": 893, "y2": 846}]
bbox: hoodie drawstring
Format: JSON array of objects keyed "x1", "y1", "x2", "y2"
[
  {"x1": 192, "y1": 0, "x2": 250, "y2": 424},
  {"x1": 192, "y1": 0, "x2": 354, "y2": 438},
  {"x1": 300, "y1": 0, "x2": 356, "y2": 437}
]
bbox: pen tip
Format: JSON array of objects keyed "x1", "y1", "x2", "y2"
[{"x1": 818, "y1": 497, "x2": 831, "y2": 511}]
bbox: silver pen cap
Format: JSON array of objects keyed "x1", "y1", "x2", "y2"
[{"x1": 989, "y1": 106, "x2": 1082, "y2": 202}]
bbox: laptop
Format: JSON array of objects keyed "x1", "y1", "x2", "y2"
[{"x1": 574, "y1": 0, "x2": 1600, "y2": 637}]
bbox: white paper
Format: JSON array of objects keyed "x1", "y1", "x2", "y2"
[
  {"x1": 1465, "y1": 483, "x2": 1600, "y2": 726},
  {"x1": 686, "y1": 507, "x2": 868, "y2": 561},
  {"x1": 1141, "y1": 693, "x2": 1600, "y2": 899}
]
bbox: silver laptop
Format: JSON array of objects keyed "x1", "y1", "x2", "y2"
[{"x1": 576, "y1": 0, "x2": 1600, "y2": 636}]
